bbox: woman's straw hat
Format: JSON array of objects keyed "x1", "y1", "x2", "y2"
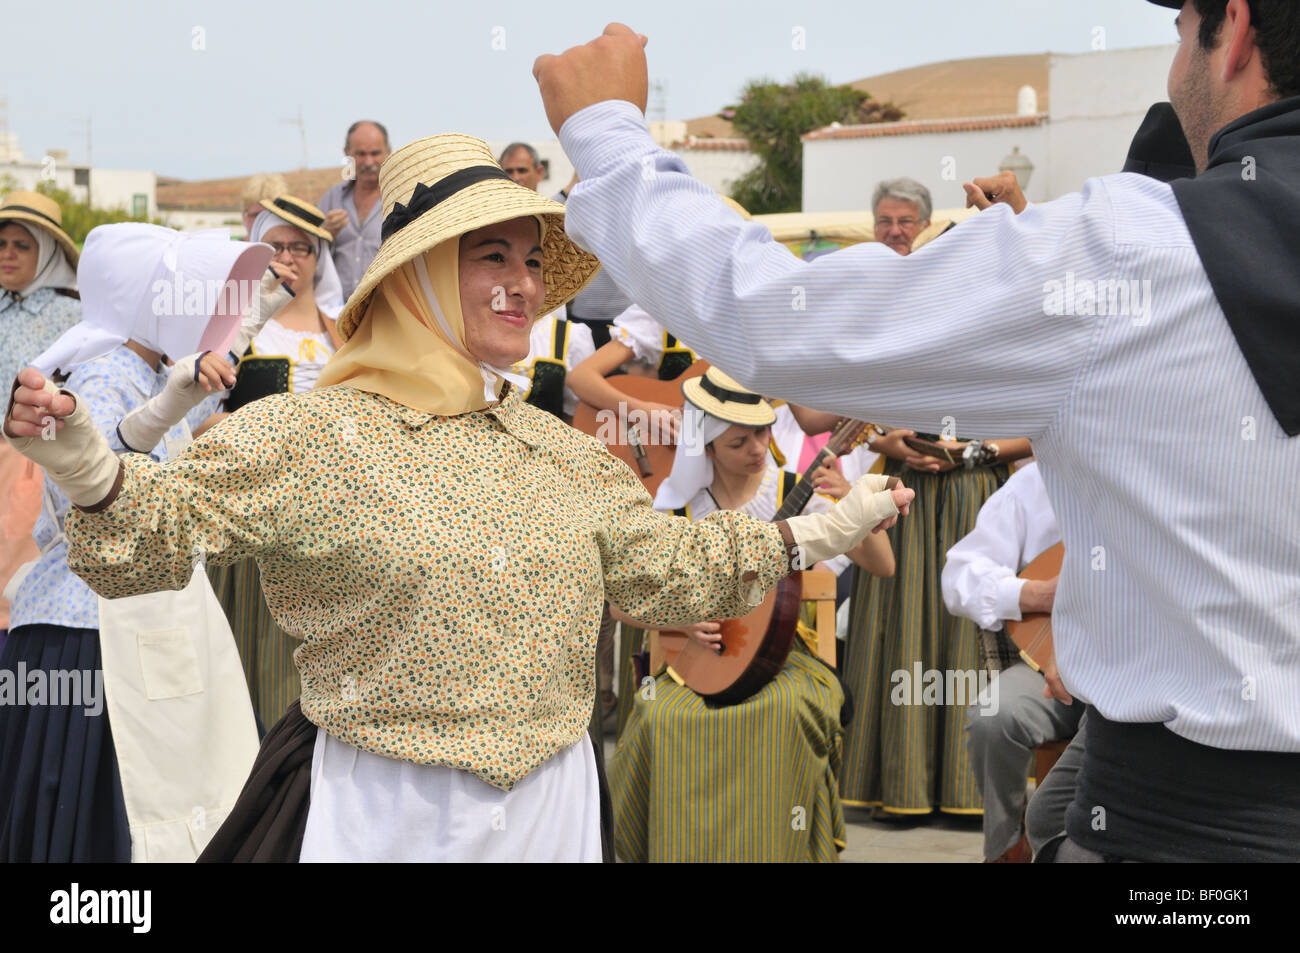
[
  {"x1": 0, "y1": 191, "x2": 80, "y2": 267},
  {"x1": 258, "y1": 195, "x2": 334, "y2": 242},
  {"x1": 336, "y1": 134, "x2": 600, "y2": 340},
  {"x1": 683, "y1": 367, "x2": 775, "y2": 427}
]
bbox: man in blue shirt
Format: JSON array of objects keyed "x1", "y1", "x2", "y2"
[{"x1": 319, "y1": 120, "x2": 390, "y2": 300}]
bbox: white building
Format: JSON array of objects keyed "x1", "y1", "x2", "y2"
[
  {"x1": 802, "y1": 44, "x2": 1178, "y2": 212},
  {"x1": 487, "y1": 127, "x2": 758, "y2": 199},
  {"x1": 0, "y1": 140, "x2": 156, "y2": 219}
]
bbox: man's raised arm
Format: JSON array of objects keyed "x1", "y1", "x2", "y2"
[{"x1": 536, "y1": 25, "x2": 1113, "y2": 439}]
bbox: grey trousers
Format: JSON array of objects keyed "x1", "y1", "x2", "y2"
[
  {"x1": 1027, "y1": 712, "x2": 1088, "y2": 859},
  {"x1": 965, "y1": 662, "x2": 1083, "y2": 859}
]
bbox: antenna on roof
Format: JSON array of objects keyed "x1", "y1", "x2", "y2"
[
  {"x1": 282, "y1": 106, "x2": 309, "y2": 169},
  {"x1": 648, "y1": 80, "x2": 668, "y2": 123}
]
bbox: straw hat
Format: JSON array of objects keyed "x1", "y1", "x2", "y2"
[
  {"x1": 336, "y1": 134, "x2": 601, "y2": 340},
  {"x1": 720, "y1": 196, "x2": 752, "y2": 220},
  {"x1": 682, "y1": 367, "x2": 776, "y2": 427},
  {"x1": 0, "y1": 191, "x2": 80, "y2": 268},
  {"x1": 258, "y1": 195, "x2": 334, "y2": 241}
]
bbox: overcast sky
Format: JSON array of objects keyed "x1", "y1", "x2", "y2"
[{"x1": 3, "y1": 0, "x2": 1180, "y2": 180}]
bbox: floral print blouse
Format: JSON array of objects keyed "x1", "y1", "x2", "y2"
[{"x1": 65, "y1": 383, "x2": 789, "y2": 789}]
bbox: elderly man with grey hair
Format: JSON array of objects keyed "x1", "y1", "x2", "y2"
[{"x1": 872, "y1": 177, "x2": 932, "y2": 256}]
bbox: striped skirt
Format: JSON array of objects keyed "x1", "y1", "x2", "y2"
[
  {"x1": 839, "y1": 461, "x2": 1008, "y2": 814},
  {"x1": 614, "y1": 623, "x2": 645, "y2": 740},
  {"x1": 207, "y1": 558, "x2": 301, "y2": 731},
  {"x1": 610, "y1": 639, "x2": 846, "y2": 862}
]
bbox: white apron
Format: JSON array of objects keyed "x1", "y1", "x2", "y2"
[{"x1": 95, "y1": 417, "x2": 260, "y2": 862}]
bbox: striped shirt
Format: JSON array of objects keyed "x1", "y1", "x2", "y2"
[{"x1": 560, "y1": 100, "x2": 1300, "y2": 753}]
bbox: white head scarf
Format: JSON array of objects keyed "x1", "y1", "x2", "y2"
[
  {"x1": 249, "y1": 209, "x2": 345, "y2": 319},
  {"x1": 6, "y1": 222, "x2": 78, "y2": 297},
  {"x1": 652, "y1": 402, "x2": 733, "y2": 512},
  {"x1": 31, "y1": 224, "x2": 273, "y2": 376}
]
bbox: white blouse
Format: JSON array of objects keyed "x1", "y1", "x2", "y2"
[{"x1": 249, "y1": 319, "x2": 335, "y2": 394}]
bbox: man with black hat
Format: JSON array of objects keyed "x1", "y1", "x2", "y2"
[{"x1": 534, "y1": 0, "x2": 1300, "y2": 862}]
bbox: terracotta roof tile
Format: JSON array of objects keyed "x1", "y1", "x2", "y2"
[
  {"x1": 803, "y1": 113, "x2": 1048, "y2": 141},
  {"x1": 157, "y1": 167, "x2": 347, "y2": 210},
  {"x1": 669, "y1": 138, "x2": 752, "y2": 152}
]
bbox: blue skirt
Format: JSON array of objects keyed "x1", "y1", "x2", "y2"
[{"x1": 0, "y1": 624, "x2": 130, "y2": 862}]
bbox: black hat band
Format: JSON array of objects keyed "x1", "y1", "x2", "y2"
[{"x1": 382, "y1": 166, "x2": 513, "y2": 241}]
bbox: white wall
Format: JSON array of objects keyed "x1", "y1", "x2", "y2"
[
  {"x1": 803, "y1": 124, "x2": 1050, "y2": 213},
  {"x1": 0, "y1": 159, "x2": 89, "y2": 204},
  {"x1": 160, "y1": 208, "x2": 242, "y2": 235},
  {"x1": 801, "y1": 43, "x2": 1179, "y2": 211},
  {"x1": 1046, "y1": 44, "x2": 1176, "y2": 194},
  {"x1": 673, "y1": 148, "x2": 760, "y2": 196},
  {"x1": 484, "y1": 136, "x2": 758, "y2": 199},
  {"x1": 89, "y1": 168, "x2": 157, "y2": 219},
  {"x1": 1, "y1": 160, "x2": 157, "y2": 217}
]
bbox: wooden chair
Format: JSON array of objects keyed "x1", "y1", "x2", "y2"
[
  {"x1": 648, "y1": 569, "x2": 839, "y2": 673},
  {"x1": 1034, "y1": 738, "x2": 1070, "y2": 784}
]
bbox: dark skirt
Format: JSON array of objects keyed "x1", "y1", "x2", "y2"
[
  {"x1": 201, "y1": 701, "x2": 615, "y2": 863},
  {"x1": 197, "y1": 700, "x2": 315, "y2": 862},
  {"x1": 840, "y1": 461, "x2": 1008, "y2": 814},
  {"x1": 0, "y1": 624, "x2": 131, "y2": 862}
]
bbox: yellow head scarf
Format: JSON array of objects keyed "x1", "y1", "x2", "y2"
[{"x1": 315, "y1": 234, "x2": 510, "y2": 414}]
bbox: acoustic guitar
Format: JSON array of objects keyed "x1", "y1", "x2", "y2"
[
  {"x1": 658, "y1": 417, "x2": 869, "y2": 704},
  {"x1": 1004, "y1": 542, "x2": 1063, "y2": 672},
  {"x1": 571, "y1": 362, "x2": 708, "y2": 497}
]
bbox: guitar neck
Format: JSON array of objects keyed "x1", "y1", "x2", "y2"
[{"x1": 773, "y1": 420, "x2": 866, "y2": 521}]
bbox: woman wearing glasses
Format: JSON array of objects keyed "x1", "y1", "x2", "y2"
[{"x1": 200, "y1": 195, "x2": 347, "y2": 733}]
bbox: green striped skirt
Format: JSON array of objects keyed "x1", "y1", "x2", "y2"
[
  {"x1": 610, "y1": 638, "x2": 846, "y2": 862},
  {"x1": 207, "y1": 557, "x2": 302, "y2": 730},
  {"x1": 839, "y1": 460, "x2": 1008, "y2": 815}
]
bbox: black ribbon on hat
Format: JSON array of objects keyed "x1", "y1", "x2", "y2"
[
  {"x1": 699, "y1": 375, "x2": 762, "y2": 405},
  {"x1": 1, "y1": 204, "x2": 62, "y2": 228},
  {"x1": 382, "y1": 166, "x2": 513, "y2": 241},
  {"x1": 271, "y1": 197, "x2": 325, "y2": 228}
]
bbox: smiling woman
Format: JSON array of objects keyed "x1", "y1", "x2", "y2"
[
  {"x1": 1, "y1": 134, "x2": 908, "y2": 862},
  {"x1": 458, "y1": 218, "x2": 546, "y2": 367}
]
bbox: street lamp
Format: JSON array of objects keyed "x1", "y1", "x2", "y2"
[{"x1": 999, "y1": 146, "x2": 1034, "y2": 191}]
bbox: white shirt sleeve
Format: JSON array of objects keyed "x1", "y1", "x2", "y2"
[
  {"x1": 560, "y1": 100, "x2": 1116, "y2": 440},
  {"x1": 941, "y1": 485, "x2": 1029, "y2": 631},
  {"x1": 610, "y1": 303, "x2": 665, "y2": 366}
]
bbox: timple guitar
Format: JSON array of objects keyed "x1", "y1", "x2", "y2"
[
  {"x1": 1004, "y1": 542, "x2": 1063, "y2": 672},
  {"x1": 659, "y1": 417, "x2": 870, "y2": 704},
  {"x1": 571, "y1": 363, "x2": 708, "y2": 497}
]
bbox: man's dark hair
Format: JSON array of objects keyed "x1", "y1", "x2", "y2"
[
  {"x1": 1193, "y1": 0, "x2": 1300, "y2": 98},
  {"x1": 498, "y1": 142, "x2": 540, "y2": 167},
  {"x1": 344, "y1": 120, "x2": 391, "y2": 152}
]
